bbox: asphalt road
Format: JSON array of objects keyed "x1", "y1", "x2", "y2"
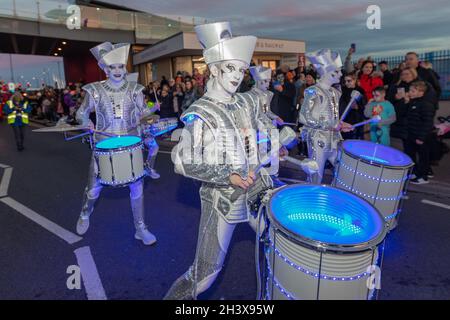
[{"x1": 0, "y1": 121, "x2": 449, "y2": 300}]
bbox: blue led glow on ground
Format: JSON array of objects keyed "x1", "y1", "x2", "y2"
[
  {"x1": 269, "y1": 185, "x2": 384, "y2": 245},
  {"x1": 343, "y1": 140, "x2": 412, "y2": 167},
  {"x1": 95, "y1": 136, "x2": 142, "y2": 149}
]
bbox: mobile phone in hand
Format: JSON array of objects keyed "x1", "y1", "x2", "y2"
[{"x1": 351, "y1": 43, "x2": 356, "y2": 52}]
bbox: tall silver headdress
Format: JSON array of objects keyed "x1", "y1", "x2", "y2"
[
  {"x1": 90, "y1": 42, "x2": 130, "y2": 67},
  {"x1": 249, "y1": 65, "x2": 272, "y2": 81},
  {"x1": 306, "y1": 49, "x2": 342, "y2": 76},
  {"x1": 194, "y1": 22, "x2": 256, "y2": 66}
]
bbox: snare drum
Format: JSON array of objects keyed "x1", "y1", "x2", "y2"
[
  {"x1": 265, "y1": 184, "x2": 387, "y2": 300},
  {"x1": 333, "y1": 140, "x2": 413, "y2": 230},
  {"x1": 94, "y1": 135, "x2": 145, "y2": 187},
  {"x1": 148, "y1": 117, "x2": 178, "y2": 137}
]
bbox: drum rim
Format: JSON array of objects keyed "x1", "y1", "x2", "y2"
[
  {"x1": 340, "y1": 139, "x2": 414, "y2": 169},
  {"x1": 267, "y1": 184, "x2": 388, "y2": 253},
  {"x1": 98, "y1": 174, "x2": 145, "y2": 187},
  {"x1": 94, "y1": 135, "x2": 143, "y2": 152}
]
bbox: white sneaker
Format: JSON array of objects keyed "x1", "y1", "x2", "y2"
[
  {"x1": 135, "y1": 226, "x2": 157, "y2": 245},
  {"x1": 76, "y1": 217, "x2": 90, "y2": 235},
  {"x1": 410, "y1": 177, "x2": 429, "y2": 185},
  {"x1": 146, "y1": 168, "x2": 160, "y2": 179}
]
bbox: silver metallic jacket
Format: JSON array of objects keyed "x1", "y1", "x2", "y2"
[
  {"x1": 298, "y1": 85, "x2": 342, "y2": 151},
  {"x1": 250, "y1": 87, "x2": 279, "y2": 127},
  {"x1": 76, "y1": 80, "x2": 146, "y2": 139},
  {"x1": 173, "y1": 91, "x2": 270, "y2": 224}
]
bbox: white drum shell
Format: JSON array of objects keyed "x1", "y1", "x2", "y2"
[
  {"x1": 266, "y1": 227, "x2": 379, "y2": 300},
  {"x1": 334, "y1": 147, "x2": 412, "y2": 230},
  {"x1": 95, "y1": 142, "x2": 144, "y2": 186}
]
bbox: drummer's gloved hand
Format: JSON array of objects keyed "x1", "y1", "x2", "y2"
[
  {"x1": 279, "y1": 146, "x2": 289, "y2": 158},
  {"x1": 339, "y1": 122, "x2": 354, "y2": 133},
  {"x1": 230, "y1": 171, "x2": 256, "y2": 190}
]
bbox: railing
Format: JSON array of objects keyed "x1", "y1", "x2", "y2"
[
  {"x1": 0, "y1": 0, "x2": 195, "y2": 41},
  {"x1": 371, "y1": 50, "x2": 450, "y2": 100}
]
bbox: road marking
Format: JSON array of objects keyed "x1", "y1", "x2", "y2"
[
  {"x1": 421, "y1": 199, "x2": 450, "y2": 210},
  {"x1": 74, "y1": 246, "x2": 107, "y2": 300},
  {"x1": 0, "y1": 167, "x2": 13, "y2": 197},
  {"x1": 0, "y1": 163, "x2": 11, "y2": 169},
  {"x1": 0, "y1": 197, "x2": 82, "y2": 244}
]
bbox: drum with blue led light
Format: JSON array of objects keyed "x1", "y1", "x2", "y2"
[
  {"x1": 94, "y1": 135, "x2": 145, "y2": 187},
  {"x1": 264, "y1": 184, "x2": 387, "y2": 300},
  {"x1": 333, "y1": 140, "x2": 413, "y2": 230}
]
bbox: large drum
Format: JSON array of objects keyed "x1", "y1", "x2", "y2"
[
  {"x1": 94, "y1": 135, "x2": 145, "y2": 187},
  {"x1": 333, "y1": 140, "x2": 413, "y2": 230},
  {"x1": 264, "y1": 184, "x2": 387, "y2": 300}
]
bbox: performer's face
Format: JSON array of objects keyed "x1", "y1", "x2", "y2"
[
  {"x1": 257, "y1": 79, "x2": 271, "y2": 91},
  {"x1": 215, "y1": 60, "x2": 248, "y2": 94},
  {"x1": 106, "y1": 64, "x2": 126, "y2": 82},
  {"x1": 323, "y1": 68, "x2": 342, "y2": 85}
]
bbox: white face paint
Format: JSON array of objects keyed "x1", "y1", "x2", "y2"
[
  {"x1": 321, "y1": 68, "x2": 342, "y2": 86},
  {"x1": 216, "y1": 60, "x2": 248, "y2": 94},
  {"x1": 104, "y1": 64, "x2": 126, "y2": 84},
  {"x1": 257, "y1": 79, "x2": 271, "y2": 91}
]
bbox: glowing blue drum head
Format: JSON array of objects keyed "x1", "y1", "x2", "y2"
[
  {"x1": 342, "y1": 140, "x2": 412, "y2": 167},
  {"x1": 268, "y1": 185, "x2": 386, "y2": 250},
  {"x1": 95, "y1": 135, "x2": 142, "y2": 150}
]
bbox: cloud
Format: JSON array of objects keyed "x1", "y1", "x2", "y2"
[{"x1": 105, "y1": 0, "x2": 450, "y2": 58}]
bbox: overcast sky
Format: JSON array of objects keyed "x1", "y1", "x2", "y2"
[{"x1": 105, "y1": 0, "x2": 450, "y2": 59}]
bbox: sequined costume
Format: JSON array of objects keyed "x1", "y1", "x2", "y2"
[
  {"x1": 164, "y1": 22, "x2": 268, "y2": 300},
  {"x1": 250, "y1": 87, "x2": 279, "y2": 128},
  {"x1": 298, "y1": 49, "x2": 343, "y2": 183},
  {"x1": 299, "y1": 84, "x2": 341, "y2": 182},
  {"x1": 75, "y1": 42, "x2": 156, "y2": 245},
  {"x1": 167, "y1": 93, "x2": 272, "y2": 299}
]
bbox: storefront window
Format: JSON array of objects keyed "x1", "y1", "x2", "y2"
[
  {"x1": 192, "y1": 56, "x2": 207, "y2": 75},
  {"x1": 261, "y1": 60, "x2": 278, "y2": 71},
  {"x1": 173, "y1": 56, "x2": 193, "y2": 77}
]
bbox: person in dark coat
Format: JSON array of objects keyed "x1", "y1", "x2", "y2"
[
  {"x1": 270, "y1": 71, "x2": 296, "y2": 123},
  {"x1": 405, "y1": 52, "x2": 441, "y2": 99},
  {"x1": 378, "y1": 61, "x2": 394, "y2": 87},
  {"x1": 158, "y1": 86, "x2": 176, "y2": 118},
  {"x1": 387, "y1": 67, "x2": 438, "y2": 144},
  {"x1": 181, "y1": 80, "x2": 198, "y2": 113},
  {"x1": 339, "y1": 71, "x2": 367, "y2": 140},
  {"x1": 403, "y1": 81, "x2": 436, "y2": 184}
]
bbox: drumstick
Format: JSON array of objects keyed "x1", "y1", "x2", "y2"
[
  {"x1": 153, "y1": 87, "x2": 160, "y2": 107},
  {"x1": 281, "y1": 122, "x2": 297, "y2": 126},
  {"x1": 339, "y1": 90, "x2": 361, "y2": 124},
  {"x1": 230, "y1": 127, "x2": 297, "y2": 202},
  {"x1": 351, "y1": 116, "x2": 381, "y2": 128}
]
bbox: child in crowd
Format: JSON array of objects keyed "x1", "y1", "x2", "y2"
[
  {"x1": 364, "y1": 86, "x2": 396, "y2": 146},
  {"x1": 403, "y1": 81, "x2": 436, "y2": 184}
]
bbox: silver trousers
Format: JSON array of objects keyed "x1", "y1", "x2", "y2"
[
  {"x1": 306, "y1": 132, "x2": 339, "y2": 184},
  {"x1": 164, "y1": 193, "x2": 263, "y2": 300},
  {"x1": 145, "y1": 137, "x2": 159, "y2": 169}
]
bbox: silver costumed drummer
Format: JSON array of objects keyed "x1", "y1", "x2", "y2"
[
  {"x1": 75, "y1": 42, "x2": 157, "y2": 245},
  {"x1": 298, "y1": 49, "x2": 353, "y2": 183},
  {"x1": 165, "y1": 22, "x2": 278, "y2": 300}
]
